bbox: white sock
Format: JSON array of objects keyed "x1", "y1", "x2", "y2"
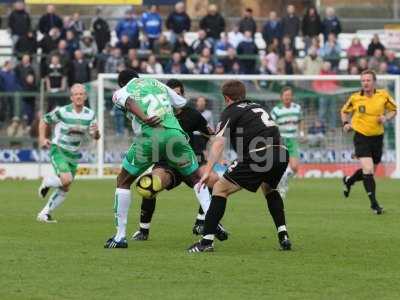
[
  {"x1": 40, "y1": 189, "x2": 67, "y2": 215},
  {"x1": 284, "y1": 166, "x2": 294, "y2": 179},
  {"x1": 278, "y1": 167, "x2": 294, "y2": 192},
  {"x1": 114, "y1": 188, "x2": 132, "y2": 242},
  {"x1": 203, "y1": 234, "x2": 214, "y2": 240},
  {"x1": 278, "y1": 225, "x2": 287, "y2": 233},
  {"x1": 43, "y1": 175, "x2": 62, "y2": 188},
  {"x1": 140, "y1": 222, "x2": 150, "y2": 229},
  {"x1": 197, "y1": 213, "x2": 205, "y2": 221},
  {"x1": 193, "y1": 183, "x2": 211, "y2": 213}
]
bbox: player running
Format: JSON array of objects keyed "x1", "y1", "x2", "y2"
[
  {"x1": 341, "y1": 69, "x2": 397, "y2": 214},
  {"x1": 37, "y1": 84, "x2": 100, "y2": 223},
  {"x1": 271, "y1": 87, "x2": 304, "y2": 199},
  {"x1": 187, "y1": 80, "x2": 292, "y2": 253},
  {"x1": 104, "y1": 71, "x2": 221, "y2": 248}
]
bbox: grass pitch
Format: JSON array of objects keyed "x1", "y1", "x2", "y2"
[{"x1": 1, "y1": 178, "x2": 399, "y2": 300}]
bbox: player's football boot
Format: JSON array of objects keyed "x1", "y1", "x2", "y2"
[
  {"x1": 104, "y1": 237, "x2": 128, "y2": 248},
  {"x1": 192, "y1": 219, "x2": 204, "y2": 235},
  {"x1": 36, "y1": 213, "x2": 57, "y2": 223},
  {"x1": 131, "y1": 229, "x2": 149, "y2": 241},
  {"x1": 370, "y1": 202, "x2": 384, "y2": 215},
  {"x1": 215, "y1": 224, "x2": 229, "y2": 241},
  {"x1": 187, "y1": 241, "x2": 214, "y2": 253},
  {"x1": 342, "y1": 176, "x2": 351, "y2": 198},
  {"x1": 193, "y1": 221, "x2": 229, "y2": 241},
  {"x1": 278, "y1": 231, "x2": 292, "y2": 251},
  {"x1": 38, "y1": 181, "x2": 50, "y2": 199}
]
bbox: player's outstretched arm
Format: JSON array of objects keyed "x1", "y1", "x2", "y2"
[{"x1": 38, "y1": 119, "x2": 51, "y2": 149}]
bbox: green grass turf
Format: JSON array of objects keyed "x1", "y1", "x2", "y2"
[{"x1": 0, "y1": 178, "x2": 399, "y2": 300}]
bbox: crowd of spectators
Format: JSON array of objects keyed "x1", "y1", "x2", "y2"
[{"x1": 1, "y1": 1, "x2": 400, "y2": 135}]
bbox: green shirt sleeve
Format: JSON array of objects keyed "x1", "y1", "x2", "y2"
[{"x1": 43, "y1": 107, "x2": 61, "y2": 124}]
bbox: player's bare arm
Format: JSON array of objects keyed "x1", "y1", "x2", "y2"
[
  {"x1": 341, "y1": 111, "x2": 352, "y2": 132},
  {"x1": 38, "y1": 119, "x2": 51, "y2": 148},
  {"x1": 125, "y1": 97, "x2": 161, "y2": 126},
  {"x1": 90, "y1": 123, "x2": 101, "y2": 140},
  {"x1": 378, "y1": 110, "x2": 396, "y2": 124}
]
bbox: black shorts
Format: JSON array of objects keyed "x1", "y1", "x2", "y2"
[
  {"x1": 353, "y1": 132, "x2": 383, "y2": 164},
  {"x1": 223, "y1": 146, "x2": 289, "y2": 193}
]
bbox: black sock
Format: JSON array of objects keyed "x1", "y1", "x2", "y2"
[
  {"x1": 362, "y1": 174, "x2": 377, "y2": 205},
  {"x1": 140, "y1": 197, "x2": 156, "y2": 225},
  {"x1": 202, "y1": 196, "x2": 227, "y2": 245},
  {"x1": 347, "y1": 168, "x2": 363, "y2": 186},
  {"x1": 265, "y1": 190, "x2": 286, "y2": 230}
]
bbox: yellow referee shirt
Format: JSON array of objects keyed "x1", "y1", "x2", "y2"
[{"x1": 341, "y1": 89, "x2": 397, "y2": 136}]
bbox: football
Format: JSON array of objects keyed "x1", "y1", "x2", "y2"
[{"x1": 135, "y1": 174, "x2": 161, "y2": 199}]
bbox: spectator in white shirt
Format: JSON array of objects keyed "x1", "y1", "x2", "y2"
[{"x1": 227, "y1": 25, "x2": 244, "y2": 48}]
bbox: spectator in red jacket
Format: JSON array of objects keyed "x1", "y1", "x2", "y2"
[{"x1": 347, "y1": 37, "x2": 366, "y2": 64}]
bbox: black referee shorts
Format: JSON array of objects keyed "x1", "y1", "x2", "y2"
[
  {"x1": 223, "y1": 146, "x2": 289, "y2": 193},
  {"x1": 353, "y1": 131, "x2": 384, "y2": 164}
]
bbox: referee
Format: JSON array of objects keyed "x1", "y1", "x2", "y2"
[{"x1": 341, "y1": 69, "x2": 397, "y2": 214}]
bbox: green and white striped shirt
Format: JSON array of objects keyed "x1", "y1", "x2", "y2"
[
  {"x1": 270, "y1": 102, "x2": 303, "y2": 139},
  {"x1": 43, "y1": 104, "x2": 96, "y2": 158}
]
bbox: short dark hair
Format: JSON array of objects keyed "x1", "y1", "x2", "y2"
[
  {"x1": 221, "y1": 80, "x2": 246, "y2": 102},
  {"x1": 280, "y1": 86, "x2": 293, "y2": 96},
  {"x1": 166, "y1": 79, "x2": 184, "y2": 95},
  {"x1": 361, "y1": 69, "x2": 377, "y2": 81},
  {"x1": 118, "y1": 69, "x2": 139, "y2": 87}
]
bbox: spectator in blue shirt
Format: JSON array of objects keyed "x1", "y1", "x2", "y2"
[
  {"x1": 0, "y1": 61, "x2": 21, "y2": 120},
  {"x1": 237, "y1": 30, "x2": 258, "y2": 74},
  {"x1": 322, "y1": 6, "x2": 341, "y2": 41},
  {"x1": 215, "y1": 33, "x2": 233, "y2": 56},
  {"x1": 386, "y1": 51, "x2": 400, "y2": 74},
  {"x1": 319, "y1": 33, "x2": 342, "y2": 70},
  {"x1": 141, "y1": 5, "x2": 162, "y2": 50},
  {"x1": 0, "y1": 61, "x2": 20, "y2": 93},
  {"x1": 65, "y1": 30, "x2": 80, "y2": 57},
  {"x1": 262, "y1": 11, "x2": 282, "y2": 47},
  {"x1": 166, "y1": 1, "x2": 191, "y2": 45},
  {"x1": 115, "y1": 10, "x2": 141, "y2": 48}
]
